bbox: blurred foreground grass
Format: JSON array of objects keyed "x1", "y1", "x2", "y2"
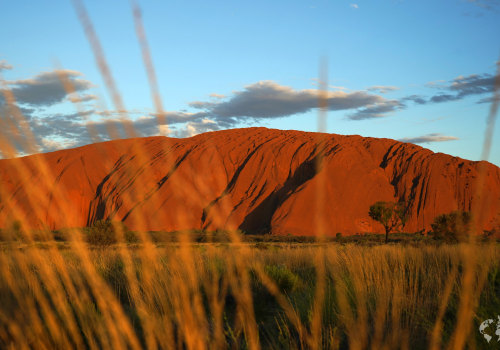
[{"x1": 1, "y1": 235, "x2": 499, "y2": 349}]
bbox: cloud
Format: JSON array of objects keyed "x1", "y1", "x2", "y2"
[
  {"x1": 0, "y1": 106, "x2": 91, "y2": 156},
  {"x1": 40, "y1": 138, "x2": 77, "y2": 152},
  {"x1": 450, "y1": 74, "x2": 496, "y2": 96},
  {"x1": 310, "y1": 78, "x2": 349, "y2": 91},
  {"x1": 348, "y1": 100, "x2": 404, "y2": 120},
  {"x1": 7, "y1": 107, "x2": 217, "y2": 154},
  {"x1": 329, "y1": 85, "x2": 348, "y2": 90},
  {"x1": 477, "y1": 95, "x2": 500, "y2": 104},
  {"x1": 466, "y1": 0, "x2": 500, "y2": 10},
  {"x1": 10, "y1": 79, "x2": 404, "y2": 154},
  {"x1": 29, "y1": 111, "x2": 95, "y2": 143},
  {"x1": 367, "y1": 85, "x2": 399, "y2": 94},
  {"x1": 0, "y1": 60, "x2": 13, "y2": 71},
  {"x1": 190, "y1": 81, "x2": 391, "y2": 120},
  {"x1": 0, "y1": 67, "x2": 101, "y2": 155},
  {"x1": 0, "y1": 67, "x2": 224, "y2": 155},
  {"x1": 209, "y1": 93, "x2": 225, "y2": 99},
  {"x1": 81, "y1": 111, "x2": 222, "y2": 143},
  {"x1": 6, "y1": 65, "x2": 455, "y2": 155},
  {"x1": 430, "y1": 94, "x2": 459, "y2": 103},
  {"x1": 350, "y1": 3, "x2": 359, "y2": 9},
  {"x1": 67, "y1": 93, "x2": 97, "y2": 103},
  {"x1": 0, "y1": 69, "x2": 94, "y2": 107},
  {"x1": 3, "y1": 105, "x2": 232, "y2": 156},
  {"x1": 428, "y1": 73, "x2": 496, "y2": 104},
  {"x1": 402, "y1": 95, "x2": 427, "y2": 105},
  {"x1": 171, "y1": 119, "x2": 220, "y2": 138},
  {"x1": 188, "y1": 101, "x2": 213, "y2": 109},
  {"x1": 425, "y1": 80, "x2": 447, "y2": 88},
  {"x1": 398, "y1": 133, "x2": 459, "y2": 144},
  {"x1": 98, "y1": 109, "x2": 209, "y2": 125}
]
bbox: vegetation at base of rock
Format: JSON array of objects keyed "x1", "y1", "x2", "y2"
[
  {"x1": 84, "y1": 220, "x2": 138, "y2": 245},
  {"x1": 430, "y1": 211, "x2": 472, "y2": 242},
  {"x1": 1, "y1": 225, "x2": 498, "y2": 245},
  {"x1": 368, "y1": 201, "x2": 408, "y2": 243}
]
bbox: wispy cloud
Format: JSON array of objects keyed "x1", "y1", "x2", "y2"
[
  {"x1": 425, "y1": 80, "x2": 447, "y2": 88},
  {"x1": 209, "y1": 93, "x2": 225, "y2": 99},
  {"x1": 415, "y1": 115, "x2": 450, "y2": 125},
  {"x1": 0, "y1": 60, "x2": 13, "y2": 72},
  {"x1": 401, "y1": 95, "x2": 427, "y2": 105},
  {"x1": 398, "y1": 133, "x2": 459, "y2": 144},
  {"x1": 466, "y1": 0, "x2": 500, "y2": 10},
  {"x1": 348, "y1": 100, "x2": 404, "y2": 120},
  {"x1": 367, "y1": 86, "x2": 398, "y2": 94},
  {"x1": 427, "y1": 73, "x2": 496, "y2": 104},
  {"x1": 350, "y1": 3, "x2": 359, "y2": 9},
  {"x1": 68, "y1": 93, "x2": 97, "y2": 103},
  {"x1": 477, "y1": 95, "x2": 500, "y2": 104}
]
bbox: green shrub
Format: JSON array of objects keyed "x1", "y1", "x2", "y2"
[
  {"x1": 264, "y1": 264, "x2": 301, "y2": 293},
  {"x1": 85, "y1": 220, "x2": 137, "y2": 246},
  {"x1": 430, "y1": 211, "x2": 471, "y2": 242}
]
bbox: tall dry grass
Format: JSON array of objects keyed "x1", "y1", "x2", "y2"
[
  {"x1": 0, "y1": 1, "x2": 499, "y2": 349},
  {"x1": 0, "y1": 243, "x2": 499, "y2": 349}
]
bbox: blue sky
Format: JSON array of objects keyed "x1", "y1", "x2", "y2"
[{"x1": 0, "y1": 0, "x2": 499, "y2": 165}]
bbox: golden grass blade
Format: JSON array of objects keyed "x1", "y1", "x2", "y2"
[{"x1": 131, "y1": 0, "x2": 168, "y2": 134}]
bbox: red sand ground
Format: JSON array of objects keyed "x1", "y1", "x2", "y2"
[{"x1": 0, "y1": 127, "x2": 498, "y2": 235}]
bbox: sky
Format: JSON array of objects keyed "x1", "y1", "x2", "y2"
[{"x1": 0, "y1": 0, "x2": 499, "y2": 165}]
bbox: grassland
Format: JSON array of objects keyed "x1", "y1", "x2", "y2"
[{"x1": 1, "y1": 230, "x2": 499, "y2": 349}]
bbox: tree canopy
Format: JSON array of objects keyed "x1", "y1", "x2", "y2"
[{"x1": 369, "y1": 201, "x2": 408, "y2": 243}]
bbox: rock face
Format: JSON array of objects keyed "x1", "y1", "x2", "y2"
[{"x1": 0, "y1": 127, "x2": 498, "y2": 235}]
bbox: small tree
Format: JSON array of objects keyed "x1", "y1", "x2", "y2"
[
  {"x1": 369, "y1": 201, "x2": 408, "y2": 243},
  {"x1": 430, "y1": 211, "x2": 471, "y2": 242}
]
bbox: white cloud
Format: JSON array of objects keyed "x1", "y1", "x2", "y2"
[
  {"x1": 67, "y1": 93, "x2": 97, "y2": 103},
  {"x1": 398, "y1": 133, "x2": 459, "y2": 144},
  {"x1": 40, "y1": 138, "x2": 77, "y2": 151},
  {"x1": 209, "y1": 93, "x2": 225, "y2": 99},
  {"x1": 367, "y1": 85, "x2": 399, "y2": 94},
  {"x1": 173, "y1": 118, "x2": 220, "y2": 138},
  {"x1": 350, "y1": 3, "x2": 359, "y2": 9}
]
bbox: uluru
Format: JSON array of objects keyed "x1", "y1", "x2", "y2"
[{"x1": 0, "y1": 127, "x2": 498, "y2": 235}]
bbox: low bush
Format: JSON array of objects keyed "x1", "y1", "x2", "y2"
[
  {"x1": 85, "y1": 220, "x2": 138, "y2": 246},
  {"x1": 264, "y1": 264, "x2": 301, "y2": 293},
  {"x1": 430, "y1": 211, "x2": 471, "y2": 242}
]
